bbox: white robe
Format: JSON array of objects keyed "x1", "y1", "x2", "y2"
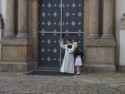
[{"x1": 60, "y1": 42, "x2": 75, "y2": 73}]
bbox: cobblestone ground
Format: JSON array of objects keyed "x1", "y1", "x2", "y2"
[{"x1": 0, "y1": 71, "x2": 125, "y2": 94}]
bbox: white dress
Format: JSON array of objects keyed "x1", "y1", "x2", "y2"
[
  {"x1": 75, "y1": 55, "x2": 83, "y2": 66},
  {"x1": 60, "y1": 42, "x2": 75, "y2": 73}
]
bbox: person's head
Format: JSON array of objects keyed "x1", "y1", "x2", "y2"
[
  {"x1": 66, "y1": 38, "x2": 72, "y2": 44},
  {"x1": 74, "y1": 47, "x2": 80, "y2": 52}
]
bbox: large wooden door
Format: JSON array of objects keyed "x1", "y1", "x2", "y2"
[{"x1": 38, "y1": 0, "x2": 84, "y2": 68}]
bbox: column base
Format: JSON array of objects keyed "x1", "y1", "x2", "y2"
[
  {"x1": 17, "y1": 33, "x2": 29, "y2": 38},
  {"x1": 102, "y1": 34, "x2": 114, "y2": 38},
  {"x1": 4, "y1": 32, "x2": 15, "y2": 38},
  {"x1": 88, "y1": 34, "x2": 99, "y2": 38}
]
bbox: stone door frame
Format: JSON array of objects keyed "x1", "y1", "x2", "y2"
[{"x1": 31, "y1": 0, "x2": 88, "y2": 68}]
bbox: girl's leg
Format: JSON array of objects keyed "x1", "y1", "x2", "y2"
[{"x1": 76, "y1": 66, "x2": 81, "y2": 74}]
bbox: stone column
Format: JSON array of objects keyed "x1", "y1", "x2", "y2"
[
  {"x1": 0, "y1": 15, "x2": 1, "y2": 62},
  {"x1": 0, "y1": 14, "x2": 2, "y2": 40},
  {"x1": 88, "y1": 0, "x2": 99, "y2": 38},
  {"x1": 102, "y1": 0, "x2": 114, "y2": 38},
  {"x1": 17, "y1": 0, "x2": 28, "y2": 37},
  {"x1": 4, "y1": 0, "x2": 15, "y2": 37}
]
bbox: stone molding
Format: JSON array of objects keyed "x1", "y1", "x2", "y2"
[
  {"x1": 0, "y1": 38, "x2": 32, "y2": 45},
  {"x1": 86, "y1": 39, "x2": 116, "y2": 47}
]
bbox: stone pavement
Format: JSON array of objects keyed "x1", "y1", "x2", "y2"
[{"x1": 0, "y1": 71, "x2": 125, "y2": 94}]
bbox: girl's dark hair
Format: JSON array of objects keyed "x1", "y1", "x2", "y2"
[{"x1": 74, "y1": 47, "x2": 84, "y2": 58}]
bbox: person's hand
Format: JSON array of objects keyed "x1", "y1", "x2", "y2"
[{"x1": 59, "y1": 39, "x2": 63, "y2": 43}]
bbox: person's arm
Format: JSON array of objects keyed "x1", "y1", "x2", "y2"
[
  {"x1": 60, "y1": 41, "x2": 65, "y2": 49},
  {"x1": 80, "y1": 51, "x2": 84, "y2": 57}
]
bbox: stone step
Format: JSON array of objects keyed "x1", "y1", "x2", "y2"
[{"x1": 37, "y1": 66, "x2": 60, "y2": 71}]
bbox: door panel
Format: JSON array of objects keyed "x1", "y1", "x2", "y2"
[
  {"x1": 38, "y1": 0, "x2": 61, "y2": 32},
  {"x1": 62, "y1": 0, "x2": 84, "y2": 32},
  {"x1": 38, "y1": 33, "x2": 60, "y2": 67}
]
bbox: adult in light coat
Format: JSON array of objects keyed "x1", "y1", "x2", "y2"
[{"x1": 60, "y1": 39, "x2": 75, "y2": 73}]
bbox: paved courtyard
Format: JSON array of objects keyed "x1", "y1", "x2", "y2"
[{"x1": 0, "y1": 71, "x2": 125, "y2": 94}]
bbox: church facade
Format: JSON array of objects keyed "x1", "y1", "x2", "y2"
[{"x1": 0, "y1": 0, "x2": 125, "y2": 72}]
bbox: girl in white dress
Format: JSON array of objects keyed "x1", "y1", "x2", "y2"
[
  {"x1": 60, "y1": 39, "x2": 75, "y2": 74},
  {"x1": 74, "y1": 48, "x2": 84, "y2": 75}
]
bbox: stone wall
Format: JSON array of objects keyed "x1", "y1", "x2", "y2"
[
  {"x1": 84, "y1": 0, "x2": 116, "y2": 72},
  {"x1": 0, "y1": 0, "x2": 37, "y2": 72},
  {"x1": 0, "y1": 0, "x2": 117, "y2": 72}
]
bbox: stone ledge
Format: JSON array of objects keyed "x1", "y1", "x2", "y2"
[
  {"x1": 0, "y1": 62, "x2": 38, "y2": 72},
  {"x1": 118, "y1": 65, "x2": 125, "y2": 72},
  {"x1": 0, "y1": 62, "x2": 27, "y2": 72},
  {"x1": 0, "y1": 38, "x2": 32, "y2": 45},
  {"x1": 84, "y1": 64, "x2": 116, "y2": 72},
  {"x1": 86, "y1": 38, "x2": 116, "y2": 47}
]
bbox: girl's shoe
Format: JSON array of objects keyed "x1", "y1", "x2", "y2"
[{"x1": 76, "y1": 72, "x2": 80, "y2": 75}]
